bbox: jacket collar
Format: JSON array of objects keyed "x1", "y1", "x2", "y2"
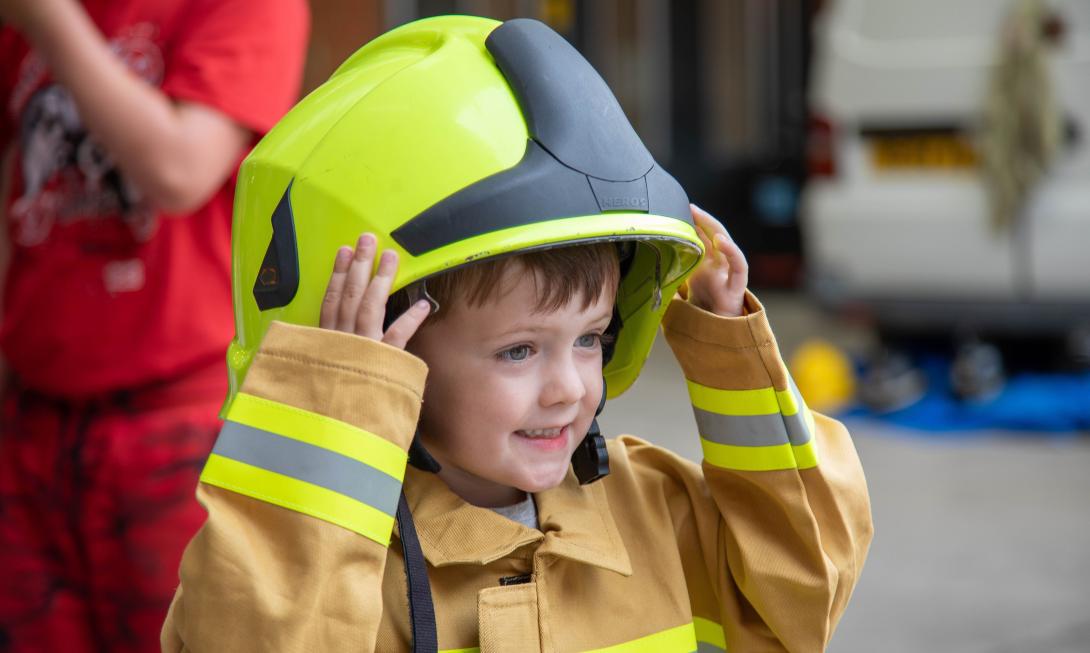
[{"x1": 399, "y1": 466, "x2": 632, "y2": 577}]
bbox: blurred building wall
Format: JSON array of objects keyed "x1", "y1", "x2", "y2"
[{"x1": 302, "y1": 0, "x2": 383, "y2": 93}]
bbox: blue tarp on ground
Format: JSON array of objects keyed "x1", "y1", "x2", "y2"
[{"x1": 845, "y1": 355, "x2": 1090, "y2": 433}]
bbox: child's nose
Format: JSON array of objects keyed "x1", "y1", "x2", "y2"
[{"x1": 540, "y1": 357, "x2": 586, "y2": 407}]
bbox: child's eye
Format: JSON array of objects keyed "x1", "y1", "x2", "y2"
[
  {"x1": 499, "y1": 344, "x2": 533, "y2": 362},
  {"x1": 575, "y1": 333, "x2": 601, "y2": 349}
]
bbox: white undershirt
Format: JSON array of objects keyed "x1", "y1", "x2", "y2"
[{"x1": 489, "y1": 494, "x2": 539, "y2": 529}]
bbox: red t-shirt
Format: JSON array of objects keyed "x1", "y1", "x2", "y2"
[{"x1": 0, "y1": 0, "x2": 309, "y2": 397}]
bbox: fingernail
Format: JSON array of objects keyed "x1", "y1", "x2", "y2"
[
  {"x1": 358, "y1": 233, "x2": 374, "y2": 249},
  {"x1": 336, "y1": 247, "x2": 351, "y2": 262},
  {"x1": 414, "y1": 300, "x2": 431, "y2": 313}
]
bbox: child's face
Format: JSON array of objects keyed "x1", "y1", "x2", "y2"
[{"x1": 408, "y1": 263, "x2": 613, "y2": 507}]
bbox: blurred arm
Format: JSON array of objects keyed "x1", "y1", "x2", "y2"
[{"x1": 14, "y1": 0, "x2": 249, "y2": 214}]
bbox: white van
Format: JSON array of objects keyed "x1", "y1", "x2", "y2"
[{"x1": 801, "y1": 0, "x2": 1090, "y2": 342}]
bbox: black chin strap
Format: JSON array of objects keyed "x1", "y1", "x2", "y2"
[
  {"x1": 408, "y1": 434, "x2": 442, "y2": 473},
  {"x1": 396, "y1": 492, "x2": 437, "y2": 652},
  {"x1": 572, "y1": 377, "x2": 610, "y2": 484}
]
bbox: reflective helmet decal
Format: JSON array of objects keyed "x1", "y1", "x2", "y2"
[{"x1": 253, "y1": 181, "x2": 300, "y2": 311}]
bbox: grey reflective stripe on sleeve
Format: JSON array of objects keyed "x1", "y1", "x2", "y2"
[
  {"x1": 697, "y1": 643, "x2": 726, "y2": 653},
  {"x1": 784, "y1": 376, "x2": 813, "y2": 445},
  {"x1": 783, "y1": 410, "x2": 812, "y2": 446},
  {"x1": 212, "y1": 421, "x2": 403, "y2": 517},
  {"x1": 693, "y1": 378, "x2": 813, "y2": 448},
  {"x1": 693, "y1": 408, "x2": 790, "y2": 446}
]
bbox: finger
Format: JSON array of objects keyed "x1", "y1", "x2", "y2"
[
  {"x1": 691, "y1": 204, "x2": 724, "y2": 235},
  {"x1": 383, "y1": 300, "x2": 432, "y2": 349},
  {"x1": 717, "y1": 233, "x2": 750, "y2": 298},
  {"x1": 692, "y1": 216, "x2": 714, "y2": 259},
  {"x1": 690, "y1": 209, "x2": 716, "y2": 262},
  {"x1": 690, "y1": 205, "x2": 726, "y2": 265},
  {"x1": 336, "y1": 233, "x2": 376, "y2": 331},
  {"x1": 319, "y1": 246, "x2": 353, "y2": 329},
  {"x1": 356, "y1": 249, "x2": 399, "y2": 338}
]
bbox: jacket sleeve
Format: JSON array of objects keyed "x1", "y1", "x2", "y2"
[
  {"x1": 161, "y1": 321, "x2": 427, "y2": 652},
  {"x1": 659, "y1": 292, "x2": 873, "y2": 652}
]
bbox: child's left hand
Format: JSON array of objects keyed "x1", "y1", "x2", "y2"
[{"x1": 685, "y1": 204, "x2": 749, "y2": 318}]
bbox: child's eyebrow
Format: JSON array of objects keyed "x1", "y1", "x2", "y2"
[{"x1": 487, "y1": 310, "x2": 613, "y2": 340}]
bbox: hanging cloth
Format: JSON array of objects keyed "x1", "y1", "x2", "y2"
[{"x1": 979, "y1": 0, "x2": 1063, "y2": 232}]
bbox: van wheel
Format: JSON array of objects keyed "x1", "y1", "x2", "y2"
[
  {"x1": 858, "y1": 348, "x2": 927, "y2": 413},
  {"x1": 950, "y1": 340, "x2": 1005, "y2": 402},
  {"x1": 1066, "y1": 326, "x2": 1090, "y2": 369}
]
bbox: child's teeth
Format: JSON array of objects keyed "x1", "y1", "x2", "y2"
[{"x1": 522, "y1": 428, "x2": 561, "y2": 437}]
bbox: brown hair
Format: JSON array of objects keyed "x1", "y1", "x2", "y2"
[{"x1": 390, "y1": 243, "x2": 620, "y2": 323}]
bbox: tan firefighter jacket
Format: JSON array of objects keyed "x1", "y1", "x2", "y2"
[{"x1": 162, "y1": 293, "x2": 873, "y2": 652}]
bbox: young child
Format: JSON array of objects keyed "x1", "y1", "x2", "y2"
[{"x1": 163, "y1": 16, "x2": 872, "y2": 653}]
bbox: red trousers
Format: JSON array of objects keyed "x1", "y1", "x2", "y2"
[{"x1": 0, "y1": 363, "x2": 224, "y2": 653}]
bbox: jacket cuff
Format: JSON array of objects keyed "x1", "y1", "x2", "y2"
[
  {"x1": 661, "y1": 290, "x2": 779, "y2": 389},
  {"x1": 243, "y1": 321, "x2": 428, "y2": 445},
  {"x1": 661, "y1": 291, "x2": 818, "y2": 472},
  {"x1": 200, "y1": 322, "x2": 428, "y2": 545}
]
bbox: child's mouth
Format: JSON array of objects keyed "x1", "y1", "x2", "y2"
[
  {"x1": 514, "y1": 425, "x2": 570, "y2": 451},
  {"x1": 517, "y1": 427, "x2": 563, "y2": 438}
]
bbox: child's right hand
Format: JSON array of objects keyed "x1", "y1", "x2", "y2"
[{"x1": 318, "y1": 233, "x2": 431, "y2": 349}]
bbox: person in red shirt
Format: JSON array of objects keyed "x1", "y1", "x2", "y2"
[{"x1": 0, "y1": 0, "x2": 309, "y2": 650}]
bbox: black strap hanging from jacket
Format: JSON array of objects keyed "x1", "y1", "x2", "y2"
[{"x1": 396, "y1": 492, "x2": 437, "y2": 652}]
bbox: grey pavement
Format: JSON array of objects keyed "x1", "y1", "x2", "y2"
[{"x1": 599, "y1": 292, "x2": 1090, "y2": 652}]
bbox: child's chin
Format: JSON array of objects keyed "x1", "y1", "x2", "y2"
[{"x1": 515, "y1": 467, "x2": 570, "y2": 493}]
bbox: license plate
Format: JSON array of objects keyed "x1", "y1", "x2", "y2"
[{"x1": 869, "y1": 133, "x2": 977, "y2": 170}]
